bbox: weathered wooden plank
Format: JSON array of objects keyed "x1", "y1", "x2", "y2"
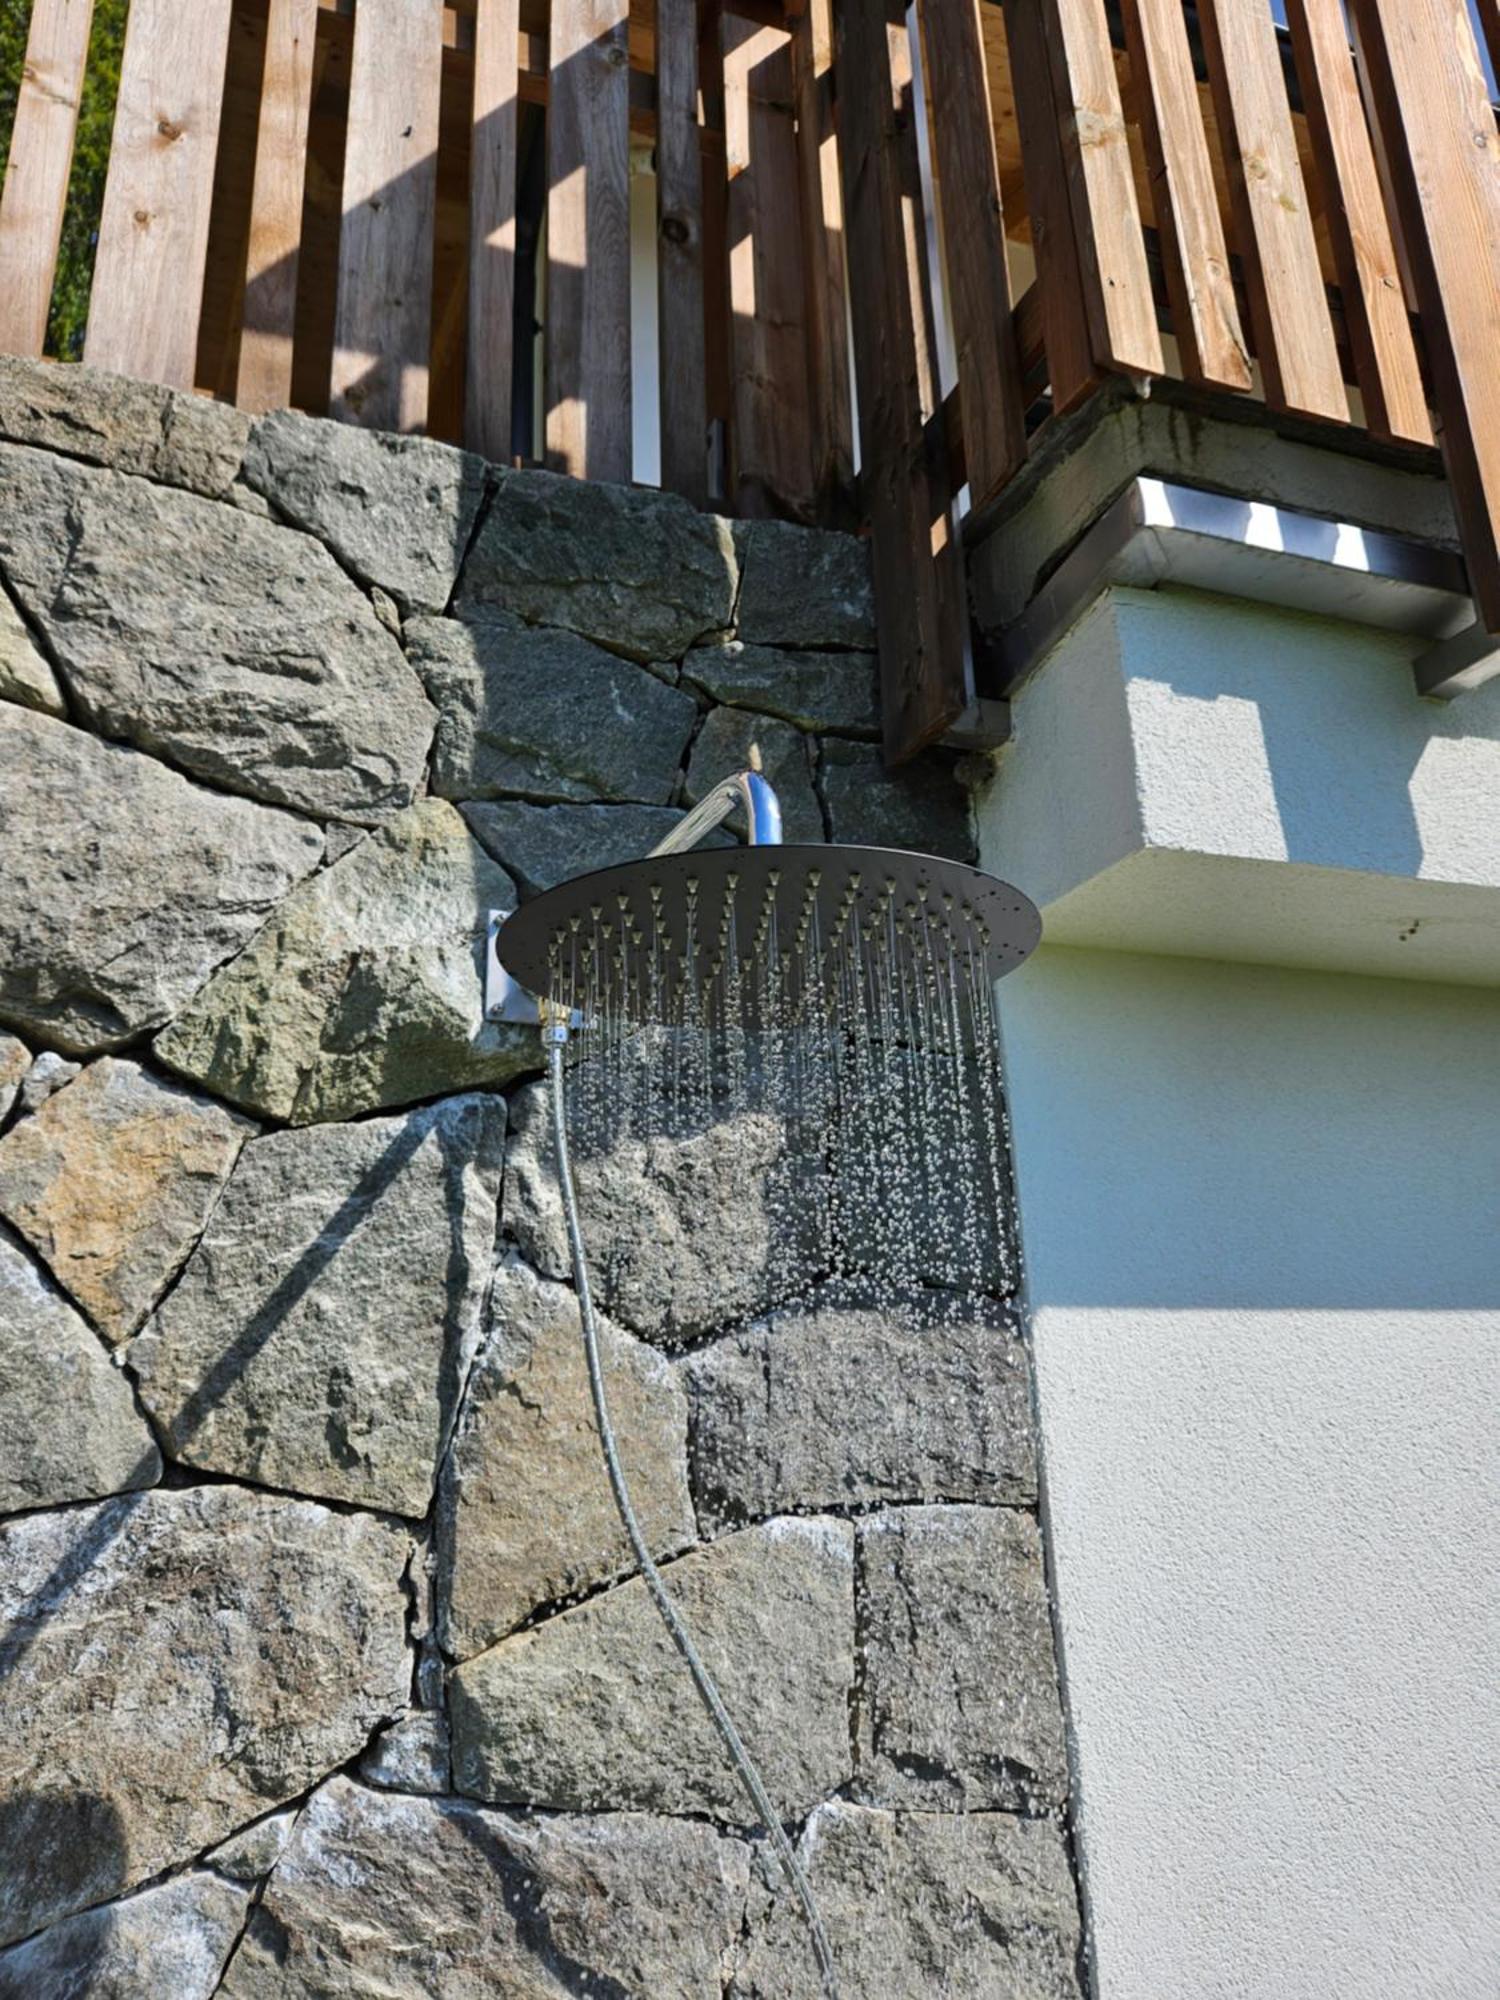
[
  {"x1": 656, "y1": 0, "x2": 708, "y2": 504},
  {"x1": 1120, "y1": 0, "x2": 1249, "y2": 390},
  {"x1": 1040, "y1": 0, "x2": 1162, "y2": 379},
  {"x1": 1350, "y1": 0, "x2": 1500, "y2": 630},
  {"x1": 1196, "y1": 0, "x2": 1346, "y2": 422},
  {"x1": 999, "y1": 0, "x2": 1097, "y2": 412},
  {"x1": 83, "y1": 0, "x2": 234, "y2": 387},
  {"x1": 465, "y1": 0, "x2": 521, "y2": 459},
  {"x1": 836, "y1": 0, "x2": 967, "y2": 764},
  {"x1": 235, "y1": 0, "x2": 319, "y2": 413},
  {"x1": 886, "y1": 15, "x2": 940, "y2": 422},
  {"x1": 0, "y1": 0, "x2": 96, "y2": 356},
  {"x1": 1284, "y1": 0, "x2": 1431, "y2": 445},
  {"x1": 723, "y1": 13, "x2": 815, "y2": 517},
  {"x1": 917, "y1": 0, "x2": 1025, "y2": 505},
  {"x1": 791, "y1": 0, "x2": 854, "y2": 517},
  {"x1": 545, "y1": 0, "x2": 633, "y2": 480},
  {"x1": 330, "y1": 0, "x2": 443, "y2": 431}
]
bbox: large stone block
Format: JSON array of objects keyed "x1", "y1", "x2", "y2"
[
  {"x1": 461, "y1": 798, "x2": 716, "y2": 898},
  {"x1": 685, "y1": 707, "x2": 824, "y2": 843},
  {"x1": 0, "y1": 444, "x2": 434, "y2": 822},
  {"x1": 243, "y1": 409, "x2": 488, "y2": 614},
  {"x1": 0, "y1": 707, "x2": 323, "y2": 1054},
  {"x1": 684, "y1": 640, "x2": 880, "y2": 738},
  {"x1": 0, "y1": 1485, "x2": 410, "y2": 1943},
  {"x1": 0, "y1": 1233, "x2": 160, "y2": 1515},
  {"x1": 686, "y1": 1291, "x2": 1036, "y2": 1532},
  {"x1": 411, "y1": 610, "x2": 697, "y2": 805},
  {"x1": 440, "y1": 1255, "x2": 697, "y2": 1658},
  {"x1": 0, "y1": 579, "x2": 63, "y2": 716},
  {"x1": 132, "y1": 1094, "x2": 505, "y2": 1517},
  {"x1": 729, "y1": 1802, "x2": 1083, "y2": 1998},
  {"x1": 502, "y1": 1080, "x2": 824, "y2": 1346},
  {"x1": 0, "y1": 1871, "x2": 251, "y2": 2000},
  {"x1": 855, "y1": 1507, "x2": 1068, "y2": 1813},
  {"x1": 0, "y1": 355, "x2": 250, "y2": 498},
  {"x1": 449, "y1": 1517, "x2": 855, "y2": 1820},
  {"x1": 0, "y1": 1057, "x2": 254, "y2": 1343},
  {"x1": 733, "y1": 519, "x2": 876, "y2": 651},
  {"x1": 218, "y1": 1776, "x2": 750, "y2": 1999},
  {"x1": 156, "y1": 800, "x2": 534, "y2": 1123},
  {"x1": 820, "y1": 735, "x2": 975, "y2": 860},
  {"x1": 458, "y1": 469, "x2": 738, "y2": 661}
]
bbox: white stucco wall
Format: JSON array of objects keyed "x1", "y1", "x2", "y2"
[{"x1": 995, "y1": 945, "x2": 1500, "y2": 1999}]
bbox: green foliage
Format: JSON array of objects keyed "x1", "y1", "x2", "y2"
[{"x1": 0, "y1": 0, "x2": 130, "y2": 359}]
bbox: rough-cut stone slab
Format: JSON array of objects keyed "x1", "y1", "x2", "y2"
[
  {"x1": 0, "y1": 707, "x2": 323, "y2": 1054},
  {"x1": 133, "y1": 1094, "x2": 505, "y2": 1517},
  {"x1": 686, "y1": 707, "x2": 824, "y2": 842},
  {"x1": 458, "y1": 468, "x2": 738, "y2": 661},
  {"x1": 0, "y1": 354, "x2": 251, "y2": 498},
  {"x1": 0, "y1": 443, "x2": 434, "y2": 823},
  {"x1": 243, "y1": 409, "x2": 488, "y2": 614},
  {"x1": 460, "y1": 798, "x2": 726, "y2": 898},
  {"x1": 502, "y1": 1080, "x2": 824, "y2": 1346},
  {"x1": 156, "y1": 800, "x2": 534, "y2": 1123},
  {"x1": 440, "y1": 1255, "x2": 696, "y2": 1658},
  {"x1": 411, "y1": 610, "x2": 697, "y2": 805},
  {"x1": 450, "y1": 1517, "x2": 854, "y2": 1819},
  {"x1": 730, "y1": 1802, "x2": 1083, "y2": 1998},
  {"x1": 0, "y1": 1035, "x2": 28, "y2": 1129},
  {"x1": 686, "y1": 1291, "x2": 1035, "y2": 1532},
  {"x1": 856, "y1": 1507, "x2": 1068, "y2": 1813},
  {"x1": 359, "y1": 1712, "x2": 451, "y2": 1794},
  {"x1": 208, "y1": 1809, "x2": 300, "y2": 1884},
  {"x1": 219, "y1": 1776, "x2": 749, "y2": 1999},
  {"x1": 0, "y1": 1870, "x2": 251, "y2": 2000},
  {"x1": 0, "y1": 1232, "x2": 160, "y2": 1515},
  {"x1": 0, "y1": 1057, "x2": 254, "y2": 1343},
  {"x1": 733, "y1": 519, "x2": 876, "y2": 650},
  {"x1": 0, "y1": 1485, "x2": 410, "y2": 1943},
  {"x1": 0, "y1": 579, "x2": 63, "y2": 716},
  {"x1": 684, "y1": 640, "x2": 880, "y2": 738},
  {"x1": 820, "y1": 735, "x2": 974, "y2": 860}
]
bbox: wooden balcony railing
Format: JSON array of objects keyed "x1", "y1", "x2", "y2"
[{"x1": 2, "y1": 0, "x2": 1499, "y2": 762}]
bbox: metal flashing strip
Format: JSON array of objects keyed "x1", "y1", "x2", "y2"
[{"x1": 984, "y1": 477, "x2": 1500, "y2": 702}]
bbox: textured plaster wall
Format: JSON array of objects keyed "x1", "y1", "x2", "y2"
[{"x1": 995, "y1": 946, "x2": 1500, "y2": 2000}]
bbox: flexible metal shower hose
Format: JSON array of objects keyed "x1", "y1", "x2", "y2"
[{"x1": 547, "y1": 1036, "x2": 840, "y2": 2000}]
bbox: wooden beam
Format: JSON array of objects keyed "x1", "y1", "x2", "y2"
[
  {"x1": 0, "y1": 0, "x2": 95, "y2": 357},
  {"x1": 1283, "y1": 0, "x2": 1431, "y2": 446},
  {"x1": 1349, "y1": 0, "x2": 1500, "y2": 631},
  {"x1": 1197, "y1": 0, "x2": 1347, "y2": 423},
  {"x1": 791, "y1": 0, "x2": 854, "y2": 517},
  {"x1": 83, "y1": 0, "x2": 234, "y2": 387},
  {"x1": 236, "y1": 0, "x2": 319, "y2": 414},
  {"x1": 917, "y1": 0, "x2": 1026, "y2": 505},
  {"x1": 465, "y1": 0, "x2": 521, "y2": 459},
  {"x1": 544, "y1": 0, "x2": 633, "y2": 481},
  {"x1": 1120, "y1": 0, "x2": 1250, "y2": 391},
  {"x1": 656, "y1": 0, "x2": 709, "y2": 503},
  {"x1": 331, "y1": 0, "x2": 443, "y2": 431}
]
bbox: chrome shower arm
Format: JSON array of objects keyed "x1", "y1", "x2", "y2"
[{"x1": 648, "y1": 767, "x2": 783, "y2": 855}]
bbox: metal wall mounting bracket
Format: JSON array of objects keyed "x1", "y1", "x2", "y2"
[{"x1": 484, "y1": 909, "x2": 544, "y2": 1025}]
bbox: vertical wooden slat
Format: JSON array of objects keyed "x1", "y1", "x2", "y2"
[
  {"x1": 656, "y1": 0, "x2": 708, "y2": 504},
  {"x1": 791, "y1": 0, "x2": 854, "y2": 517},
  {"x1": 886, "y1": 16, "x2": 941, "y2": 422},
  {"x1": 723, "y1": 13, "x2": 815, "y2": 518},
  {"x1": 545, "y1": 0, "x2": 632, "y2": 481},
  {"x1": 83, "y1": 0, "x2": 234, "y2": 387},
  {"x1": 999, "y1": 0, "x2": 1097, "y2": 412},
  {"x1": 1284, "y1": 0, "x2": 1431, "y2": 445},
  {"x1": 236, "y1": 0, "x2": 319, "y2": 414},
  {"x1": 1196, "y1": 0, "x2": 1346, "y2": 423},
  {"x1": 466, "y1": 0, "x2": 520, "y2": 460},
  {"x1": 1120, "y1": 0, "x2": 1250, "y2": 390},
  {"x1": 0, "y1": 0, "x2": 96, "y2": 357},
  {"x1": 917, "y1": 0, "x2": 1025, "y2": 505},
  {"x1": 331, "y1": 0, "x2": 443, "y2": 432},
  {"x1": 836, "y1": 0, "x2": 967, "y2": 764},
  {"x1": 1350, "y1": 0, "x2": 1500, "y2": 631}
]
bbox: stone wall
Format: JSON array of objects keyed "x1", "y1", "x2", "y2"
[{"x1": 0, "y1": 356, "x2": 1083, "y2": 1998}]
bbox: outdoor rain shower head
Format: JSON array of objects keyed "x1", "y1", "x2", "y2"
[{"x1": 492, "y1": 768, "x2": 1040, "y2": 2000}]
